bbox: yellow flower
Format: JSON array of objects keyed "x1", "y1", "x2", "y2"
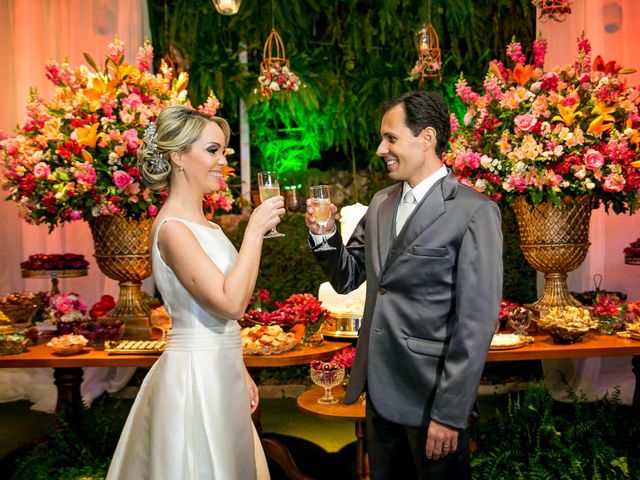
[
  {"x1": 552, "y1": 103, "x2": 582, "y2": 127},
  {"x1": 75, "y1": 123, "x2": 99, "y2": 148},
  {"x1": 587, "y1": 100, "x2": 616, "y2": 134}
]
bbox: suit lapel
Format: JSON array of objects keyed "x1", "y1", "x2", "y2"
[
  {"x1": 377, "y1": 183, "x2": 402, "y2": 271},
  {"x1": 385, "y1": 171, "x2": 458, "y2": 265}
]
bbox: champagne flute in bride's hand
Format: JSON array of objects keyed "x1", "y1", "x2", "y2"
[
  {"x1": 309, "y1": 185, "x2": 336, "y2": 251},
  {"x1": 257, "y1": 171, "x2": 285, "y2": 238}
]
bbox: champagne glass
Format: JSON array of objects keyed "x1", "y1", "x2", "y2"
[
  {"x1": 257, "y1": 171, "x2": 285, "y2": 238},
  {"x1": 310, "y1": 363, "x2": 345, "y2": 404},
  {"x1": 309, "y1": 185, "x2": 335, "y2": 251}
]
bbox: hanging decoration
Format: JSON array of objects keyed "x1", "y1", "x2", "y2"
[
  {"x1": 409, "y1": 23, "x2": 442, "y2": 85},
  {"x1": 212, "y1": 0, "x2": 243, "y2": 16},
  {"x1": 258, "y1": 1, "x2": 301, "y2": 99},
  {"x1": 533, "y1": 0, "x2": 572, "y2": 23}
]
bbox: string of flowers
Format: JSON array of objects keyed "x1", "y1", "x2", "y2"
[
  {"x1": 0, "y1": 38, "x2": 234, "y2": 231},
  {"x1": 445, "y1": 34, "x2": 640, "y2": 214}
]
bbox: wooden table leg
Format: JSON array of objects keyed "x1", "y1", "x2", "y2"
[
  {"x1": 53, "y1": 367, "x2": 83, "y2": 412},
  {"x1": 355, "y1": 421, "x2": 369, "y2": 480},
  {"x1": 248, "y1": 368, "x2": 314, "y2": 480},
  {"x1": 632, "y1": 355, "x2": 640, "y2": 413}
]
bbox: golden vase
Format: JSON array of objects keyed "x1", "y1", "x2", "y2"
[
  {"x1": 512, "y1": 195, "x2": 594, "y2": 312},
  {"x1": 89, "y1": 216, "x2": 152, "y2": 339}
]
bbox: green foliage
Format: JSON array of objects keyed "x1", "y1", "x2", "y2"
[
  {"x1": 501, "y1": 204, "x2": 537, "y2": 304},
  {"x1": 470, "y1": 384, "x2": 640, "y2": 479},
  {"x1": 148, "y1": 0, "x2": 535, "y2": 174},
  {"x1": 9, "y1": 397, "x2": 128, "y2": 480}
]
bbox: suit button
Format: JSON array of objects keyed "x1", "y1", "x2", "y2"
[{"x1": 378, "y1": 287, "x2": 386, "y2": 295}]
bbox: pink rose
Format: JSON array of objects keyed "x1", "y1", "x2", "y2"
[
  {"x1": 603, "y1": 174, "x2": 625, "y2": 192},
  {"x1": 583, "y1": 149, "x2": 604, "y2": 170},
  {"x1": 33, "y1": 162, "x2": 51, "y2": 179},
  {"x1": 514, "y1": 114, "x2": 537, "y2": 132},
  {"x1": 113, "y1": 170, "x2": 134, "y2": 190},
  {"x1": 121, "y1": 129, "x2": 140, "y2": 151},
  {"x1": 56, "y1": 298, "x2": 74, "y2": 313},
  {"x1": 148, "y1": 205, "x2": 158, "y2": 216},
  {"x1": 69, "y1": 210, "x2": 83, "y2": 220}
]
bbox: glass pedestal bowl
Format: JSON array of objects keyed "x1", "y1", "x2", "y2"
[{"x1": 310, "y1": 363, "x2": 345, "y2": 404}]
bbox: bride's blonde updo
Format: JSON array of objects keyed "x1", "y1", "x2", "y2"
[{"x1": 138, "y1": 105, "x2": 230, "y2": 192}]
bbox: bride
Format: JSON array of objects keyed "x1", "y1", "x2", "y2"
[{"x1": 107, "y1": 105, "x2": 282, "y2": 479}]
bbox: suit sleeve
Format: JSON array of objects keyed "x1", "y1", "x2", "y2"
[
  {"x1": 311, "y1": 210, "x2": 369, "y2": 295},
  {"x1": 430, "y1": 201, "x2": 503, "y2": 429}
]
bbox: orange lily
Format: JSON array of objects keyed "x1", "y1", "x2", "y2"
[
  {"x1": 81, "y1": 150, "x2": 94, "y2": 163},
  {"x1": 75, "y1": 123, "x2": 99, "y2": 149},
  {"x1": 587, "y1": 100, "x2": 616, "y2": 134},
  {"x1": 221, "y1": 165, "x2": 236, "y2": 177},
  {"x1": 509, "y1": 64, "x2": 534, "y2": 86},
  {"x1": 631, "y1": 160, "x2": 640, "y2": 168},
  {"x1": 592, "y1": 55, "x2": 637, "y2": 75},
  {"x1": 552, "y1": 103, "x2": 582, "y2": 127}
]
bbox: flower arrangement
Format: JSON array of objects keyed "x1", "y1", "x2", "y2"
[
  {"x1": 591, "y1": 293, "x2": 624, "y2": 334},
  {"x1": 258, "y1": 63, "x2": 301, "y2": 97},
  {"x1": 48, "y1": 292, "x2": 87, "y2": 322},
  {"x1": 248, "y1": 288, "x2": 272, "y2": 311},
  {"x1": 445, "y1": 35, "x2": 640, "y2": 214},
  {"x1": 331, "y1": 345, "x2": 356, "y2": 370},
  {"x1": 0, "y1": 37, "x2": 234, "y2": 231}
]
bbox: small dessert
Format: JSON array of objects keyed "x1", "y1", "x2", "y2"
[{"x1": 21, "y1": 253, "x2": 89, "y2": 271}]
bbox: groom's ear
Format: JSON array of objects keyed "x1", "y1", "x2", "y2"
[{"x1": 420, "y1": 127, "x2": 437, "y2": 151}]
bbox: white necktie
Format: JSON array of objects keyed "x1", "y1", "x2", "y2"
[{"x1": 396, "y1": 190, "x2": 417, "y2": 235}]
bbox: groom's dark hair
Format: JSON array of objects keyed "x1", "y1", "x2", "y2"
[{"x1": 382, "y1": 91, "x2": 451, "y2": 157}]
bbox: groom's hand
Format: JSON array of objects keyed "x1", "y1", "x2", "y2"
[
  {"x1": 426, "y1": 419, "x2": 458, "y2": 460},
  {"x1": 305, "y1": 199, "x2": 338, "y2": 235}
]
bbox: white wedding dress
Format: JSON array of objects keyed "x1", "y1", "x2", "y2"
[{"x1": 107, "y1": 218, "x2": 269, "y2": 480}]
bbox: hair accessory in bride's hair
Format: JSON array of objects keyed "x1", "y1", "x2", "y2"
[{"x1": 143, "y1": 122, "x2": 169, "y2": 174}]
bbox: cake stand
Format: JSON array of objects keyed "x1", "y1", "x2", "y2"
[{"x1": 22, "y1": 268, "x2": 88, "y2": 296}]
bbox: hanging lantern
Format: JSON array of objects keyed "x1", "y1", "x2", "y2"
[
  {"x1": 410, "y1": 23, "x2": 442, "y2": 85},
  {"x1": 258, "y1": 28, "x2": 301, "y2": 100},
  {"x1": 212, "y1": 0, "x2": 242, "y2": 16},
  {"x1": 533, "y1": 0, "x2": 572, "y2": 23}
]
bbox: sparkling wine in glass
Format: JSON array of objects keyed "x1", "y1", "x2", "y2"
[
  {"x1": 309, "y1": 185, "x2": 336, "y2": 251},
  {"x1": 257, "y1": 171, "x2": 285, "y2": 238}
]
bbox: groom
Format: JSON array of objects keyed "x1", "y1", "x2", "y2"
[{"x1": 306, "y1": 91, "x2": 503, "y2": 479}]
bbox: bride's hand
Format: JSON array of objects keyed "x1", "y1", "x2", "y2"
[
  {"x1": 246, "y1": 196, "x2": 285, "y2": 237},
  {"x1": 245, "y1": 369, "x2": 259, "y2": 413}
]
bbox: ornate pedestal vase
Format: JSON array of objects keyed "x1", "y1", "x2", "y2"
[
  {"x1": 89, "y1": 216, "x2": 152, "y2": 339},
  {"x1": 512, "y1": 195, "x2": 594, "y2": 313}
]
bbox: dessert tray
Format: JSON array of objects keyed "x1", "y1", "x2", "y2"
[
  {"x1": 105, "y1": 339, "x2": 167, "y2": 354},
  {"x1": 241, "y1": 325, "x2": 298, "y2": 355},
  {"x1": 489, "y1": 333, "x2": 530, "y2": 350}
]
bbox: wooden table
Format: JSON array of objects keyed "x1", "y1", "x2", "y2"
[
  {"x1": 292, "y1": 333, "x2": 640, "y2": 480},
  {"x1": 297, "y1": 387, "x2": 368, "y2": 480},
  {"x1": 0, "y1": 339, "x2": 349, "y2": 480},
  {"x1": 486, "y1": 333, "x2": 640, "y2": 410}
]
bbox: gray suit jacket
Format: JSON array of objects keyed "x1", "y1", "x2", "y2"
[{"x1": 314, "y1": 170, "x2": 503, "y2": 429}]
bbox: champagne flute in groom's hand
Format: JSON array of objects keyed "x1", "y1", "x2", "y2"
[{"x1": 309, "y1": 185, "x2": 336, "y2": 251}]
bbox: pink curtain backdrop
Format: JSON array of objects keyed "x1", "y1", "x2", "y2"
[
  {"x1": 0, "y1": 0, "x2": 151, "y2": 305},
  {"x1": 538, "y1": 0, "x2": 640, "y2": 404}
]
